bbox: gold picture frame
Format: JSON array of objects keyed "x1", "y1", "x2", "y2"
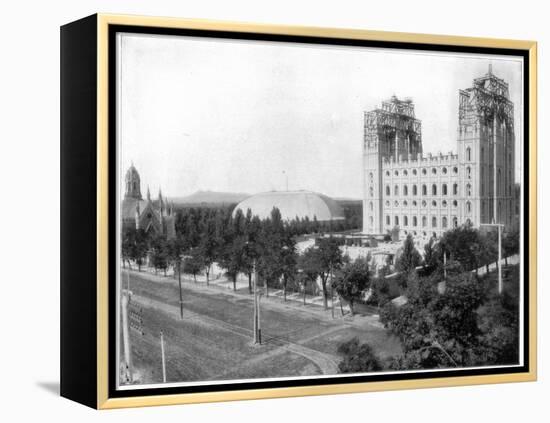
[{"x1": 60, "y1": 13, "x2": 537, "y2": 409}]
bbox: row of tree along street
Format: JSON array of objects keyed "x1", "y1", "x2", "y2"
[{"x1": 122, "y1": 204, "x2": 521, "y2": 371}]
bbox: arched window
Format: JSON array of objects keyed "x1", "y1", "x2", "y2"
[
  {"x1": 394, "y1": 170, "x2": 399, "y2": 176},
  {"x1": 422, "y1": 169, "x2": 427, "y2": 175},
  {"x1": 453, "y1": 217, "x2": 458, "y2": 228},
  {"x1": 442, "y1": 184, "x2": 447, "y2": 196},
  {"x1": 453, "y1": 183, "x2": 458, "y2": 195},
  {"x1": 403, "y1": 200, "x2": 408, "y2": 207},
  {"x1": 385, "y1": 201, "x2": 390, "y2": 207},
  {"x1": 404, "y1": 216, "x2": 409, "y2": 226},
  {"x1": 369, "y1": 172, "x2": 374, "y2": 182},
  {"x1": 386, "y1": 215, "x2": 390, "y2": 225},
  {"x1": 432, "y1": 184, "x2": 437, "y2": 196},
  {"x1": 412, "y1": 185, "x2": 418, "y2": 196},
  {"x1": 369, "y1": 187, "x2": 374, "y2": 197},
  {"x1": 422, "y1": 184, "x2": 427, "y2": 196},
  {"x1": 412, "y1": 216, "x2": 418, "y2": 227},
  {"x1": 466, "y1": 147, "x2": 471, "y2": 161},
  {"x1": 466, "y1": 183, "x2": 472, "y2": 196},
  {"x1": 386, "y1": 185, "x2": 390, "y2": 196},
  {"x1": 432, "y1": 200, "x2": 437, "y2": 207},
  {"x1": 386, "y1": 171, "x2": 390, "y2": 177},
  {"x1": 403, "y1": 185, "x2": 408, "y2": 196},
  {"x1": 453, "y1": 167, "x2": 458, "y2": 174},
  {"x1": 369, "y1": 201, "x2": 373, "y2": 211},
  {"x1": 394, "y1": 185, "x2": 399, "y2": 196},
  {"x1": 432, "y1": 216, "x2": 437, "y2": 228},
  {"x1": 467, "y1": 166, "x2": 471, "y2": 179},
  {"x1": 442, "y1": 217, "x2": 448, "y2": 228},
  {"x1": 395, "y1": 216, "x2": 399, "y2": 226},
  {"x1": 453, "y1": 200, "x2": 458, "y2": 207},
  {"x1": 422, "y1": 216, "x2": 427, "y2": 227},
  {"x1": 413, "y1": 169, "x2": 418, "y2": 175},
  {"x1": 422, "y1": 200, "x2": 427, "y2": 207},
  {"x1": 412, "y1": 200, "x2": 417, "y2": 207},
  {"x1": 432, "y1": 168, "x2": 437, "y2": 175},
  {"x1": 442, "y1": 167, "x2": 447, "y2": 174},
  {"x1": 466, "y1": 201, "x2": 471, "y2": 213},
  {"x1": 442, "y1": 200, "x2": 448, "y2": 207}
]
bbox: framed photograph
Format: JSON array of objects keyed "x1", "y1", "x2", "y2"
[{"x1": 60, "y1": 14, "x2": 537, "y2": 409}]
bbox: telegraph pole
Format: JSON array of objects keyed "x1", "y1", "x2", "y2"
[
  {"x1": 121, "y1": 289, "x2": 132, "y2": 382},
  {"x1": 160, "y1": 331, "x2": 166, "y2": 383},
  {"x1": 480, "y1": 223, "x2": 504, "y2": 294},
  {"x1": 253, "y1": 260, "x2": 259, "y2": 344},
  {"x1": 177, "y1": 259, "x2": 184, "y2": 320}
]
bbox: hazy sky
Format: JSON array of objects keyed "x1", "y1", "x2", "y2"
[{"x1": 117, "y1": 33, "x2": 523, "y2": 200}]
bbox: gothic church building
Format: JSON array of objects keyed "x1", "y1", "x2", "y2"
[
  {"x1": 363, "y1": 66, "x2": 516, "y2": 237},
  {"x1": 121, "y1": 164, "x2": 176, "y2": 239}
]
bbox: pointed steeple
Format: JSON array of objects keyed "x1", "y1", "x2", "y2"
[{"x1": 158, "y1": 188, "x2": 164, "y2": 212}]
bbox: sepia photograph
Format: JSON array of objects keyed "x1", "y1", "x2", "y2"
[{"x1": 115, "y1": 32, "x2": 524, "y2": 390}]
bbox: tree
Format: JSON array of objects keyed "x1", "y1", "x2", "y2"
[
  {"x1": 150, "y1": 235, "x2": 169, "y2": 276},
  {"x1": 380, "y1": 271, "x2": 487, "y2": 369},
  {"x1": 438, "y1": 223, "x2": 484, "y2": 272},
  {"x1": 123, "y1": 228, "x2": 149, "y2": 272},
  {"x1": 503, "y1": 228, "x2": 520, "y2": 265},
  {"x1": 280, "y1": 238, "x2": 298, "y2": 301},
  {"x1": 337, "y1": 338, "x2": 382, "y2": 373},
  {"x1": 422, "y1": 237, "x2": 437, "y2": 271},
  {"x1": 197, "y1": 216, "x2": 217, "y2": 285},
  {"x1": 395, "y1": 234, "x2": 422, "y2": 274},
  {"x1": 299, "y1": 247, "x2": 321, "y2": 305},
  {"x1": 304, "y1": 237, "x2": 345, "y2": 310},
  {"x1": 332, "y1": 257, "x2": 370, "y2": 316},
  {"x1": 183, "y1": 249, "x2": 204, "y2": 283}
]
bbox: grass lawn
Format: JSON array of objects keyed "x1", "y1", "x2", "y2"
[{"x1": 121, "y1": 269, "x2": 402, "y2": 385}]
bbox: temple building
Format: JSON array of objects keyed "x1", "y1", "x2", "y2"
[
  {"x1": 121, "y1": 164, "x2": 176, "y2": 239},
  {"x1": 363, "y1": 66, "x2": 516, "y2": 237}
]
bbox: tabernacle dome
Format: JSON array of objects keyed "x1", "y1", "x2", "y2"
[{"x1": 232, "y1": 190, "x2": 345, "y2": 222}]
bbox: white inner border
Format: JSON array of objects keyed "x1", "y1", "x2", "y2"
[{"x1": 115, "y1": 32, "x2": 526, "y2": 391}]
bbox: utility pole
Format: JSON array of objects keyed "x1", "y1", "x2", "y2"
[
  {"x1": 480, "y1": 223, "x2": 504, "y2": 294},
  {"x1": 253, "y1": 260, "x2": 259, "y2": 344},
  {"x1": 160, "y1": 331, "x2": 166, "y2": 383},
  {"x1": 121, "y1": 290, "x2": 132, "y2": 382},
  {"x1": 330, "y1": 264, "x2": 334, "y2": 319},
  {"x1": 177, "y1": 259, "x2": 183, "y2": 320},
  {"x1": 443, "y1": 251, "x2": 447, "y2": 280}
]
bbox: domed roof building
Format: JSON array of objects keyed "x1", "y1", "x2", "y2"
[{"x1": 233, "y1": 190, "x2": 345, "y2": 222}]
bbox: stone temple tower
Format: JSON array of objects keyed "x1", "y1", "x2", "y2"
[
  {"x1": 362, "y1": 96, "x2": 422, "y2": 234},
  {"x1": 457, "y1": 65, "x2": 515, "y2": 227}
]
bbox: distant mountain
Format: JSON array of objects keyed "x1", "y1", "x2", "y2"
[{"x1": 171, "y1": 190, "x2": 250, "y2": 205}]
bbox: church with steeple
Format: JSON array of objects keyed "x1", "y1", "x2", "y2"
[{"x1": 121, "y1": 164, "x2": 176, "y2": 239}]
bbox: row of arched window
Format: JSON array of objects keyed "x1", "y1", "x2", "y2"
[
  {"x1": 384, "y1": 166, "x2": 460, "y2": 177},
  {"x1": 378, "y1": 199, "x2": 473, "y2": 211},
  {"x1": 382, "y1": 183, "x2": 471, "y2": 197},
  {"x1": 385, "y1": 215, "x2": 459, "y2": 229}
]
